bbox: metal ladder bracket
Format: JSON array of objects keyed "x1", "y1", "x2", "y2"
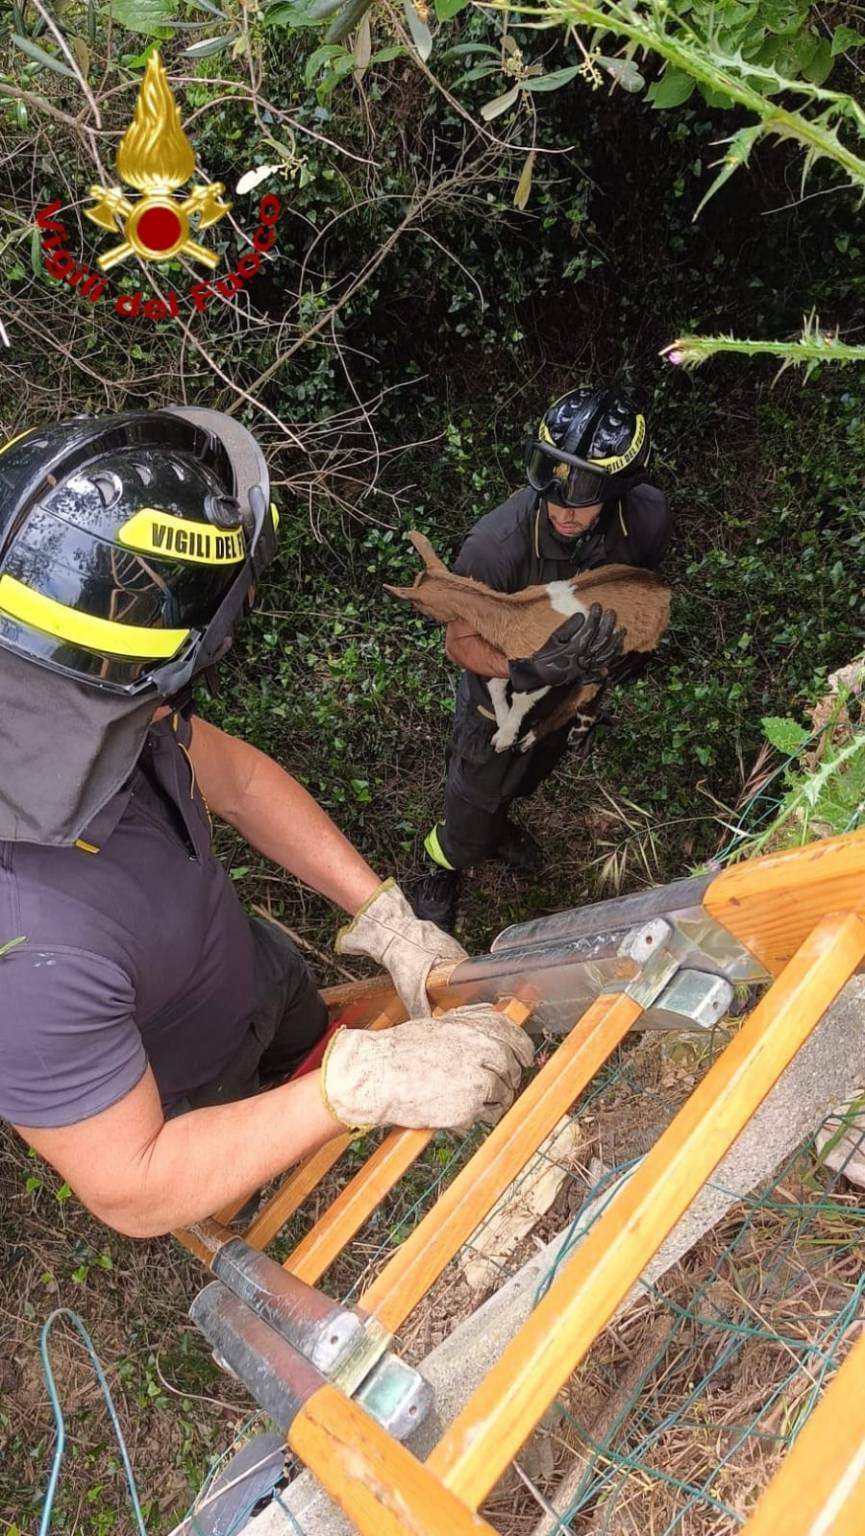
[
  {"x1": 611, "y1": 919, "x2": 737, "y2": 1027},
  {"x1": 190, "y1": 1278, "x2": 432, "y2": 1441}
]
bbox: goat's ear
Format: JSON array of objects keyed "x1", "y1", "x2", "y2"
[
  {"x1": 384, "y1": 581, "x2": 420, "y2": 602},
  {"x1": 407, "y1": 530, "x2": 449, "y2": 575}
]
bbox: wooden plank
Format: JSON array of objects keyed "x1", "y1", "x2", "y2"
[
  {"x1": 285, "y1": 999, "x2": 531, "y2": 1286},
  {"x1": 704, "y1": 828, "x2": 865, "y2": 975},
  {"x1": 240, "y1": 994, "x2": 407, "y2": 1251},
  {"x1": 427, "y1": 911, "x2": 865, "y2": 1508},
  {"x1": 361, "y1": 991, "x2": 642, "y2": 1334},
  {"x1": 289, "y1": 1383, "x2": 499, "y2": 1536},
  {"x1": 741, "y1": 1326, "x2": 865, "y2": 1536}
]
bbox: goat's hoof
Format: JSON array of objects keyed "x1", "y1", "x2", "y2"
[
  {"x1": 519, "y1": 732, "x2": 536, "y2": 753},
  {"x1": 491, "y1": 731, "x2": 512, "y2": 753}
]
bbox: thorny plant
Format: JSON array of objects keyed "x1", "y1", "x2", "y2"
[
  {"x1": 663, "y1": 311, "x2": 865, "y2": 378},
  {"x1": 719, "y1": 659, "x2": 865, "y2": 862}
]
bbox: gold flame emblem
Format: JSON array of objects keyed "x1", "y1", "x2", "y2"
[{"x1": 85, "y1": 52, "x2": 230, "y2": 271}]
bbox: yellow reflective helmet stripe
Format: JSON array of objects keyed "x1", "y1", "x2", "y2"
[
  {"x1": 0, "y1": 429, "x2": 34, "y2": 457},
  {"x1": 117, "y1": 508, "x2": 245, "y2": 566},
  {"x1": 0, "y1": 574, "x2": 189, "y2": 659},
  {"x1": 590, "y1": 413, "x2": 646, "y2": 471},
  {"x1": 424, "y1": 824, "x2": 456, "y2": 871}
]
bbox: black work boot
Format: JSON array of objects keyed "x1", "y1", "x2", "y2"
[
  {"x1": 406, "y1": 867, "x2": 462, "y2": 934},
  {"x1": 496, "y1": 818, "x2": 544, "y2": 875}
]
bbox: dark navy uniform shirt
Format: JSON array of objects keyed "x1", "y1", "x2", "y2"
[
  {"x1": 0, "y1": 714, "x2": 258, "y2": 1127},
  {"x1": 452, "y1": 483, "x2": 671, "y2": 712}
]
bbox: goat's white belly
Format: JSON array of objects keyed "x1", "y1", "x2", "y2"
[{"x1": 545, "y1": 581, "x2": 588, "y2": 618}]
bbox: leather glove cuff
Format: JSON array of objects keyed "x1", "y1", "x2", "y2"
[{"x1": 336, "y1": 879, "x2": 467, "y2": 1018}]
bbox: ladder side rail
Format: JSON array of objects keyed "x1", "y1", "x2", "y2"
[
  {"x1": 740, "y1": 1325, "x2": 865, "y2": 1536},
  {"x1": 358, "y1": 992, "x2": 642, "y2": 1332},
  {"x1": 424, "y1": 912, "x2": 865, "y2": 1507}
]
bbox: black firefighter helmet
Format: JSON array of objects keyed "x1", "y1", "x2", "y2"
[
  {"x1": 0, "y1": 407, "x2": 277, "y2": 695},
  {"x1": 525, "y1": 386, "x2": 650, "y2": 507}
]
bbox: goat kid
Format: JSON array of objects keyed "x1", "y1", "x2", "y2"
[{"x1": 386, "y1": 531, "x2": 671, "y2": 752}]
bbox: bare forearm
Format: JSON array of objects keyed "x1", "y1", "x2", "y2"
[
  {"x1": 125, "y1": 1075, "x2": 339, "y2": 1237},
  {"x1": 446, "y1": 630, "x2": 510, "y2": 679},
  {"x1": 232, "y1": 750, "x2": 380, "y2": 913}
]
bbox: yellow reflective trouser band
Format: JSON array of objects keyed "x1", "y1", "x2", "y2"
[
  {"x1": 0, "y1": 575, "x2": 189, "y2": 659},
  {"x1": 424, "y1": 824, "x2": 455, "y2": 871}
]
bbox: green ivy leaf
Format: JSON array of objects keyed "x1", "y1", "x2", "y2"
[
  {"x1": 647, "y1": 66, "x2": 695, "y2": 109},
  {"x1": 761, "y1": 716, "x2": 811, "y2": 757}
]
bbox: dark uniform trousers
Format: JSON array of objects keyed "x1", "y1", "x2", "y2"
[
  {"x1": 433, "y1": 675, "x2": 570, "y2": 870},
  {"x1": 170, "y1": 916, "x2": 329, "y2": 1115}
]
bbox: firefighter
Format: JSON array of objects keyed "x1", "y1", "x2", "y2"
[
  {"x1": 0, "y1": 409, "x2": 532, "y2": 1237},
  {"x1": 410, "y1": 386, "x2": 671, "y2": 931}
]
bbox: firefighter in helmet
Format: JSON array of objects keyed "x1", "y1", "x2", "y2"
[
  {"x1": 410, "y1": 386, "x2": 671, "y2": 932},
  {"x1": 0, "y1": 409, "x2": 531, "y2": 1236}
]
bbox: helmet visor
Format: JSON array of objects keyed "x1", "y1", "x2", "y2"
[{"x1": 525, "y1": 440, "x2": 608, "y2": 507}]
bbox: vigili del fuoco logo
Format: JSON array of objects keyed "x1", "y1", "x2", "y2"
[{"x1": 34, "y1": 52, "x2": 281, "y2": 323}]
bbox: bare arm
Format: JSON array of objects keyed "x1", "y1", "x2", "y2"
[
  {"x1": 188, "y1": 715, "x2": 381, "y2": 915},
  {"x1": 445, "y1": 619, "x2": 510, "y2": 679},
  {"x1": 14, "y1": 1064, "x2": 341, "y2": 1238}
]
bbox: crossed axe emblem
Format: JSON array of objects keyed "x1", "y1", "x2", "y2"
[{"x1": 85, "y1": 181, "x2": 231, "y2": 272}]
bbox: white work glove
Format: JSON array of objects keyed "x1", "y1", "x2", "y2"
[
  {"x1": 320, "y1": 1005, "x2": 535, "y2": 1132},
  {"x1": 336, "y1": 879, "x2": 468, "y2": 1019}
]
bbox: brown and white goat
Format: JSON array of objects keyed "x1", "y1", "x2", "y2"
[{"x1": 386, "y1": 531, "x2": 671, "y2": 752}]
